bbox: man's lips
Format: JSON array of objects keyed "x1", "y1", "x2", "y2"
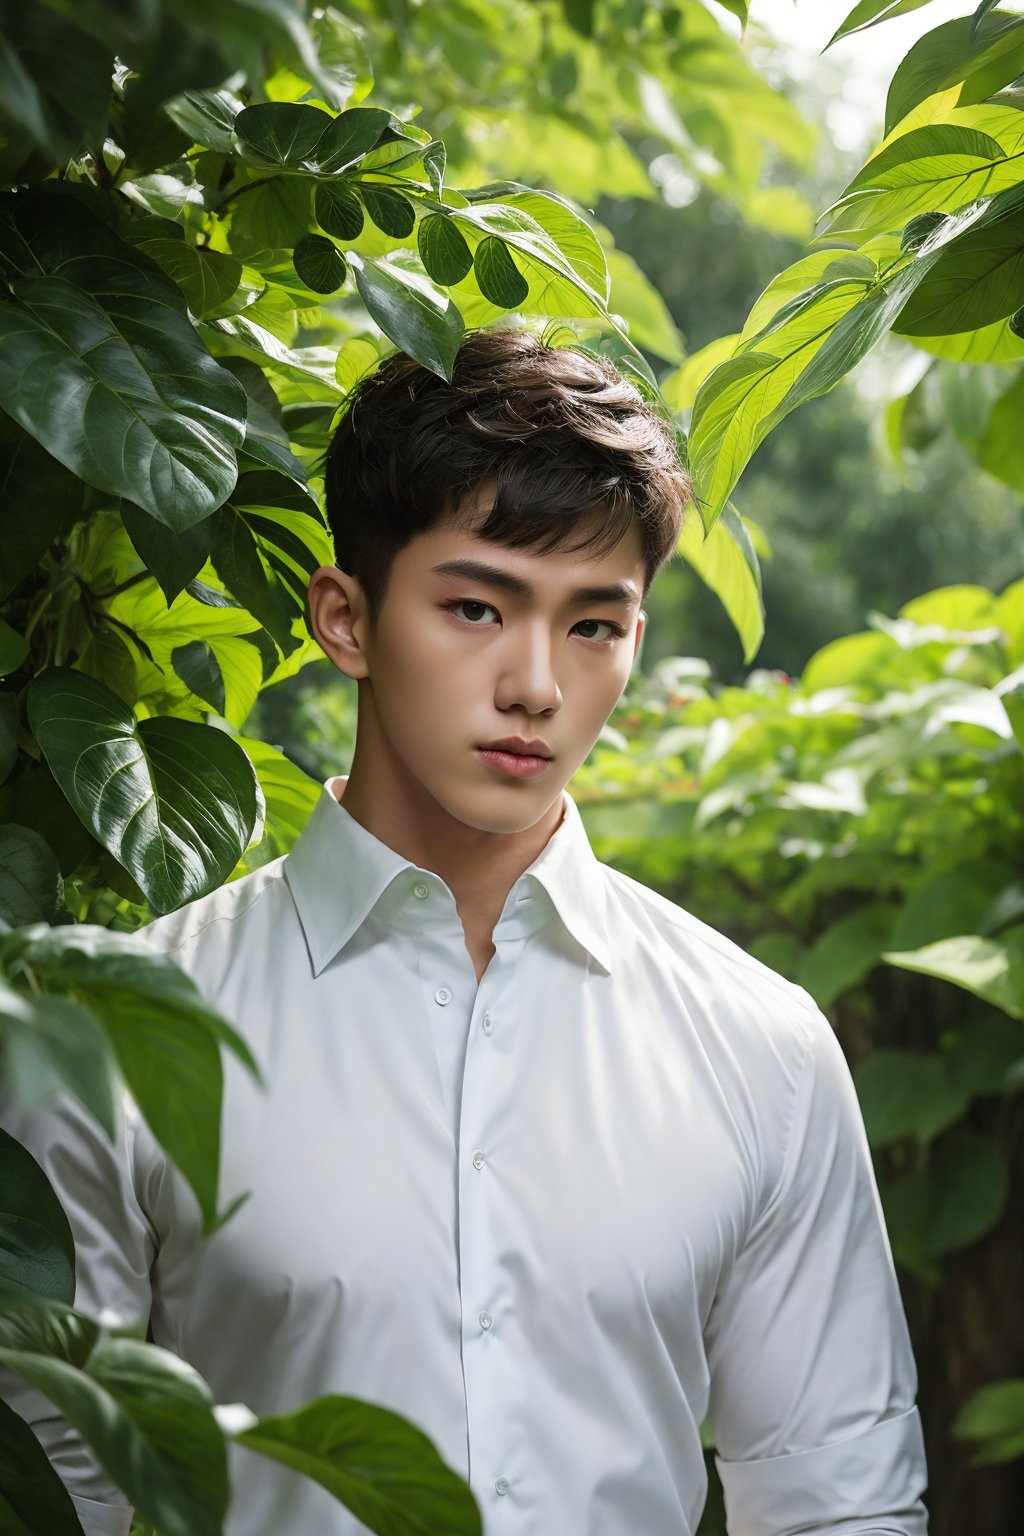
[{"x1": 475, "y1": 746, "x2": 553, "y2": 778}]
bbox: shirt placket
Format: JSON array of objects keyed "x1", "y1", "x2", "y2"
[{"x1": 457, "y1": 930, "x2": 529, "y2": 1527}]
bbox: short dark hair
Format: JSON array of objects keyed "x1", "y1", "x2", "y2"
[{"x1": 323, "y1": 328, "x2": 690, "y2": 623}]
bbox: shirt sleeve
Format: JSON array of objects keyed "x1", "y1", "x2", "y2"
[
  {"x1": 0, "y1": 1089, "x2": 159, "y2": 1536},
  {"x1": 703, "y1": 1002, "x2": 929, "y2": 1536}
]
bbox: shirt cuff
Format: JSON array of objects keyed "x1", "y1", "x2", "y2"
[
  {"x1": 715, "y1": 1406, "x2": 928, "y2": 1536},
  {"x1": 70, "y1": 1495, "x2": 134, "y2": 1536}
]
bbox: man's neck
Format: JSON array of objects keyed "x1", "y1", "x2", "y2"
[{"x1": 332, "y1": 762, "x2": 565, "y2": 956}]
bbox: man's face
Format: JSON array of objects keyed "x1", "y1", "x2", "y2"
[{"x1": 313, "y1": 494, "x2": 647, "y2": 836}]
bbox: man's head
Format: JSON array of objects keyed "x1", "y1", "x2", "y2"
[
  {"x1": 322, "y1": 328, "x2": 689, "y2": 625},
  {"x1": 309, "y1": 329, "x2": 691, "y2": 838}
]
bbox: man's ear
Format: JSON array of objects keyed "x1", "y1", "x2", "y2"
[
  {"x1": 633, "y1": 609, "x2": 647, "y2": 663},
  {"x1": 308, "y1": 564, "x2": 371, "y2": 680}
]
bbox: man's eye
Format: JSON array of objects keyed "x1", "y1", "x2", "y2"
[
  {"x1": 449, "y1": 599, "x2": 497, "y2": 625},
  {"x1": 574, "y1": 619, "x2": 622, "y2": 642}
]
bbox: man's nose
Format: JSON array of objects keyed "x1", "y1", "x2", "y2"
[{"x1": 494, "y1": 622, "x2": 562, "y2": 716}]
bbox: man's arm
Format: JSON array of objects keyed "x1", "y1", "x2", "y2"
[
  {"x1": 704, "y1": 1002, "x2": 928, "y2": 1536},
  {"x1": 0, "y1": 1090, "x2": 159, "y2": 1536}
]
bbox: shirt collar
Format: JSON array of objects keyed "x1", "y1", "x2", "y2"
[{"x1": 284, "y1": 777, "x2": 613, "y2": 979}]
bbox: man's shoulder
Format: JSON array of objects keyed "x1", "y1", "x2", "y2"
[
  {"x1": 139, "y1": 856, "x2": 292, "y2": 964},
  {"x1": 599, "y1": 859, "x2": 820, "y2": 1032}
]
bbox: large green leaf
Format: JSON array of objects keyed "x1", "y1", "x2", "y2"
[
  {"x1": 828, "y1": 0, "x2": 943, "y2": 48},
  {"x1": 974, "y1": 369, "x2": 1024, "y2": 492},
  {"x1": 27, "y1": 668, "x2": 261, "y2": 915},
  {"x1": 884, "y1": 927, "x2": 1024, "y2": 1018},
  {"x1": 677, "y1": 505, "x2": 764, "y2": 663},
  {"x1": 0, "y1": 923, "x2": 261, "y2": 1233},
  {"x1": 0, "y1": 1127, "x2": 75, "y2": 1304},
  {"x1": 352, "y1": 255, "x2": 464, "y2": 380},
  {"x1": 0, "y1": 3, "x2": 112, "y2": 163},
  {"x1": 120, "y1": 500, "x2": 214, "y2": 606},
  {"x1": 0, "y1": 249, "x2": 245, "y2": 528},
  {"x1": 0, "y1": 824, "x2": 62, "y2": 926},
  {"x1": 0, "y1": 1304, "x2": 228, "y2": 1536},
  {"x1": 824, "y1": 125, "x2": 1016, "y2": 238},
  {"x1": 0, "y1": 1394, "x2": 86, "y2": 1536},
  {"x1": 885, "y1": 12, "x2": 1024, "y2": 135},
  {"x1": 233, "y1": 1395, "x2": 483, "y2": 1536},
  {"x1": 893, "y1": 204, "x2": 1024, "y2": 336}
]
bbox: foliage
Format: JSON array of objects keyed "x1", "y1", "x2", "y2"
[
  {"x1": 573, "y1": 576, "x2": 1024, "y2": 1512},
  {"x1": 674, "y1": 0, "x2": 1024, "y2": 534}
]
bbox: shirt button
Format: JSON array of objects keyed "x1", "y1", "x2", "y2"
[
  {"x1": 434, "y1": 986, "x2": 453, "y2": 1006},
  {"x1": 494, "y1": 1477, "x2": 509, "y2": 1496},
  {"x1": 482, "y1": 1012, "x2": 493, "y2": 1033},
  {"x1": 412, "y1": 882, "x2": 429, "y2": 899},
  {"x1": 472, "y1": 1149, "x2": 486, "y2": 1169},
  {"x1": 479, "y1": 1310, "x2": 492, "y2": 1330}
]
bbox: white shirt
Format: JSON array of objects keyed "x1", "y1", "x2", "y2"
[{"x1": 3, "y1": 779, "x2": 928, "y2": 1536}]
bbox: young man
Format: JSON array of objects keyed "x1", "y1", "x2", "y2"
[{"x1": 4, "y1": 330, "x2": 927, "y2": 1535}]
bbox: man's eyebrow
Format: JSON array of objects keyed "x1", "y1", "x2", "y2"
[{"x1": 429, "y1": 558, "x2": 641, "y2": 607}]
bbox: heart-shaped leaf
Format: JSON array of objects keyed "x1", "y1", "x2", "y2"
[
  {"x1": 120, "y1": 500, "x2": 214, "y2": 606},
  {"x1": 27, "y1": 668, "x2": 261, "y2": 914},
  {"x1": 233, "y1": 102, "x2": 334, "y2": 168}
]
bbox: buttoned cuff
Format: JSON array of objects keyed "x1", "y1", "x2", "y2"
[
  {"x1": 71, "y1": 1495, "x2": 133, "y2": 1536},
  {"x1": 716, "y1": 1406, "x2": 928, "y2": 1536}
]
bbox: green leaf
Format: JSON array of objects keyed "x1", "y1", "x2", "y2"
[
  {"x1": 353, "y1": 256, "x2": 464, "y2": 381},
  {"x1": 885, "y1": 13, "x2": 1024, "y2": 136},
  {"x1": 677, "y1": 505, "x2": 764, "y2": 664},
  {"x1": 826, "y1": 126, "x2": 1012, "y2": 239},
  {"x1": 0, "y1": 1394, "x2": 86, "y2": 1535},
  {"x1": 0, "y1": 1304, "x2": 228, "y2": 1536},
  {"x1": 854, "y1": 1051, "x2": 969, "y2": 1146},
  {"x1": 234, "y1": 1395, "x2": 483, "y2": 1536},
  {"x1": 163, "y1": 87, "x2": 247, "y2": 155},
  {"x1": 971, "y1": 0, "x2": 1005, "y2": 41},
  {"x1": 829, "y1": 0, "x2": 959, "y2": 49},
  {"x1": 0, "y1": 1128, "x2": 75, "y2": 1304},
  {"x1": 974, "y1": 370, "x2": 1024, "y2": 492},
  {"x1": 417, "y1": 215, "x2": 474, "y2": 285},
  {"x1": 313, "y1": 107, "x2": 392, "y2": 173},
  {"x1": 954, "y1": 1379, "x2": 1024, "y2": 1464},
  {"x1": 211, "y1": 505, "x2": 302, "y2": 655},
  {"x1": 926, "y1": 1131, "x2": 1009, "y2": 1253},
  {"x1": 233, "y1": 101, "x2": 334, "y2": 168},
  {"x1": 314, "y1": 181, "x2": 365, "y2": 240},
  {"x1": 604, "y1": 245, "x2": 683, "y2": 365},
  {"x1": 27, "y1": 668, "x2": 261, "y2": 916},
  {"x1": 359, "y1": 184, "x2": 416, "y2": 239},
  {"x1": 0, "y1": 4, "x2": 112, "y2": 163},
  {"x1": 172, "y1": 641, "x2": 226, "y2": 715},
  {"x1": 884, "y1": 927, "x2": 1024, "y2": 1019},
  {"x1": 0, "y1": 922, "x2": 262, "y2": 1232},
  {"x1": 893, "y1": 204, "x2": 1024, "y2": 336},
  {"x1": 0, "y1": 824, "x2": 62, "y2": 926},
  {"x1": 120, "y1": 500, "x2": 214, "y2": 606},
  {"x1": 562, "y1": 0, "x2": 594, "y2": 38},
  {"x1": 136, "y1": 239, "x2": 257, "y2": 322},
  {"x1": 0, "y1": 984, "x2": 118, "y2": 1139},
  {"x1": 219, "y1": 358, "x2": 307, "y2": 484},
  {"x1": 0, "y1": 255, "x2": 246, "y2": 530},
  {"x1": 473, "y1": 237, "x2": 529, "y2": 307},
  {"x1": 0, "y1": 619, "x2": 28, "y2": 676},
  {"x1": 293, "y1": 232, "x2": 348, "y2": 294}
]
